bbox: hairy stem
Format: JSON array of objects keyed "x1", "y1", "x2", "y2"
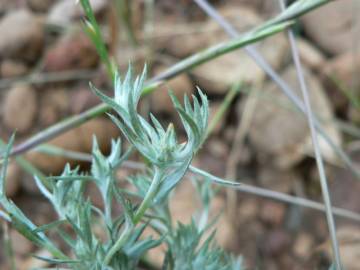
[
  {"x1": 104, "y1": 168, "x2": 162, "y2": 265},
  {"x1": 104, "y1": 223, "x2": 134, "y2": 265},
  {"x1": 133, "y1": 168, "x2": 163, "y2": 224}
]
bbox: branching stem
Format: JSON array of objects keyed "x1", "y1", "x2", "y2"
[{"x1": 104, "y1": 167, "x2": 163, "y2": 265}]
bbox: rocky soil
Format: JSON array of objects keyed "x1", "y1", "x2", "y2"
[{"x1": 0, "y1": 0, "x2": 360, "y2": 269}]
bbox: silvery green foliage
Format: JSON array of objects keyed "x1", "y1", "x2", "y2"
[
  {"x1": 0, "y1": 136, "x2": 68, "y2": 261},
  {"x1": 32, "y1": 137, "x2": 162, "y2": 269},
  {"x1": 91, "y1": 66, "x2": 209, "y2": 202},
  {"x1": 93, "y1": 66, "x2": 208, "y2": 165},
  {"x1": 164, "y1": 221, "x2": 243, "y2": 270},
  {"x1": 159, "y1": 179, "x2": 242, "y2": 270},
  {"x1": 35, "y1": 165, "x2": 84, "y2": 220},
  {"x1": 0, "y1": 66, "x2": 243, "y2": 270}
]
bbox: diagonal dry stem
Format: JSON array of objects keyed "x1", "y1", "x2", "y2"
[
  {"x1": 193, "y1": 0, "x2": 342, "y2": 267},
  {"x1": 3, "y1": 0, "x2": 331, "y2": 159},
  {"x1": 13, "y1": 143, "x2": 360, "y2": 224},
  {"x1": 192, "y1": 0, "x2": 360, "y2": 182},
  {"x1": 279, "y1": 0, "x2": 341, "y2": 267}
]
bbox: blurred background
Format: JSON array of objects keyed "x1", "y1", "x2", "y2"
[{"x1": 0, "y1": 0, "x2": 360, "y2": 269}]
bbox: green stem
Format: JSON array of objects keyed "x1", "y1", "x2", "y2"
[
  {"x1": 0, "y1": 140, "x2": 50, "y2": 189},
  {"x1": 80, "y1": 0, "x2": 115, "y2": 80},
  {"x1": 115, "y1": 0, "x2": 138, "y2": 46},
  {"x1": 104, "y1": 168, "x2": 162, "y2": 264},
  {"x1": 104, "y1": 223, "x2": 133, "y2": 265},
  {"x1": 149, "y1": 21, "x2": 293, "y2": 85},
  {"x1": 260, "y1": 0, "x2": 332, "y2": 30},
  {"x1": 133, "y1": 168, "x2": 162, "y2": 224},
  {"x1": 5, "y1": 0, "x2": 334, "y2": 162},
  {"x1": 10, "y1": 104, "x2": 109, "y2": 156},
  {"x1": 0, "y1": 69, "x2": 96, "y2": 90},
  {"x1": 35, "y1": 144, "x2": 93, "y2": 162},
  {"x1": 8, "y1": 20, "x2": 290, "y2": 158},
  {"x1": 206, "y1": 82, "x2": 242, "y2": 138}
]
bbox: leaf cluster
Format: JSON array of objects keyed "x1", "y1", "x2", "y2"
[{"x1": 0, "y1": 67, "x2": 242, "y2": 270}]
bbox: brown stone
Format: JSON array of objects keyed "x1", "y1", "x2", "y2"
[
  {"x1": 297, "y1": 38, "x2": 325, "y2": 71},
  {"x1": 3, "y1": 85, "x2": 38, "y2": 133},
  {"x1": 69, "y1": 87, "x2": 101, "y2": 114},
  {"x1": 237, "y1": 198, "x2": 259, "y2": 222},
  {"x1": 20, "y1": 249, "x2": 51, "y2": 270},
  {"x1": 27, "y1": 0, "x2": 55, "y2": 12},
  {"x1": 39, "y1": 88, "x2": 69, "y2": 126},
  {"x1": 44, "y1": 31, "x2": 99, "y2": 72},
  {"x1": 4, "y1": 162, "x2": 22, "y2": 197},
  {"x1": 246, "y1": 66, "x2": 341, "y2": 168},
  {"x1": 47, "y1": 0, "x2": 107, "y2": 26},
  {"x1": 25, "y1": 118, "x2": 119, "y2": 174},
  {"x1": 207, "y1": 102, "x2": 227, "y2": 135},
  {"x1": 0, "y1": 9, "x2": 44, "y2": 62},
  {"x1": 0, "y1": 60, "x2": 29, "y2": 78},
  {"x1": 150, "y1": 65, "x2": 193, "y2": 113},
  {"x1": 155, "y1": 6, "x2": 288, "y2": 94},
  {"x1": 227, "y1": 0, "x2": 280, "y2": 17},
  {"x1": 315, "y1": 226, "x2": 360, "y2": 270},
  {"x1": 260, "y1": 201, "x2": 286, "y2": 227},
  {"x1": 262, "y1": 229, "x2": 291, "y2": 256},
  {"x1": 293, "y1": 233, "x2": 314, "y2": 259},
  {"x1": 301, "y1": 0, "x2": 360, "y2": 55},
  {"x1": 191, "y1": 7, "x2": 288, "y2": 94},
  {"x1": 258, "y1": 166, "x2": 298, "y2": 194},
  {"x1": 324, "y1": 50, "x2": 360, "y2": 100}
]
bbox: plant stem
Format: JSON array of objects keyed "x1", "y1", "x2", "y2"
[
  {"x1": 115, "y1": 0, "x2": 138, "y2": 46},
  {"x1": 133, "y1": 168, "x2": 162, "y2": 224},
  {"x1": 10, "y1": 104, "x2": 109, "y2": 157},
  {"x1": 26, "y1": 144, "x2": 145, "y2": 170},
  {"x1": 206, "y1": 82, "x2": 242, "y2": 138},
  {"x1": 149, "y1": 21, "x2": 292, "y2": 85},
  {"x1": 279, "y1": 0, "x2": 341, "y2": 267},
  {"x1": 22, "y1": 142, "x2": 360, "y2": 224},
  {"x1": 6, "y1": 0, "x2": 357, "y2": 192},
  {"x1": 7, "y1": 10, "x2": 297, "y2": 158},
  {"x1": 0, "y1": 140, "x2": 50, "y2": 189},
  {"x1": 80, "y1": 0, "x2": 115, "y2": 80},
  {"x1": 8, "y1": 0, "x2": 333, "y2": 163},
  {"x1": 35, "y1": 144, "x2": 95, "y2": 162},
  {"x1": 194, "y1": 0, "x2": 360, "y2": 177},
  {"x1": 261, "y1": 0, "x2": 334, "y2": 30},
  {"x1": 0, "y1": 69, "x2": 96, "y2": 89},
  {"x1": 189, "y1": 166, "x2": 360, "y2": 222},
  {"x1": 193, "y1": 0, "x2": 360, "y2": 183},
  {"x1": 104, "y1": 167, "x2": 162, "y2": 265},
  {"x1": 0, "y1": 210, "x2": 10, "y2": 222},
  {"x1": 103, "y1": 223, "x2": 134, "y2": 265}
]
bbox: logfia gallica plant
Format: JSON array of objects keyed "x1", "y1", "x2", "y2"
[{"x1": 0, "y1": 65, "x2": 243, "y2": 269}]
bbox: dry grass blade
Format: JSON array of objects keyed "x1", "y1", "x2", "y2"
[
  {"x1": 278, "y1": 0, "x2": 341, "y2": 267},
  {"x1": 193, "y1": 0, "x2": 344, "y2": 267},
  {"x1": 5, "y1": 0, "x2": 325, "y2": 159},
  {"x1": 20, "y1": 143, "x2": 360, "y2": 224},
  {"x1": 189, "y1": 166, "x2": 360, "y2": 223},
  {"x1": 192, "y1": 0, "x2": 360, "y2": 184}
]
